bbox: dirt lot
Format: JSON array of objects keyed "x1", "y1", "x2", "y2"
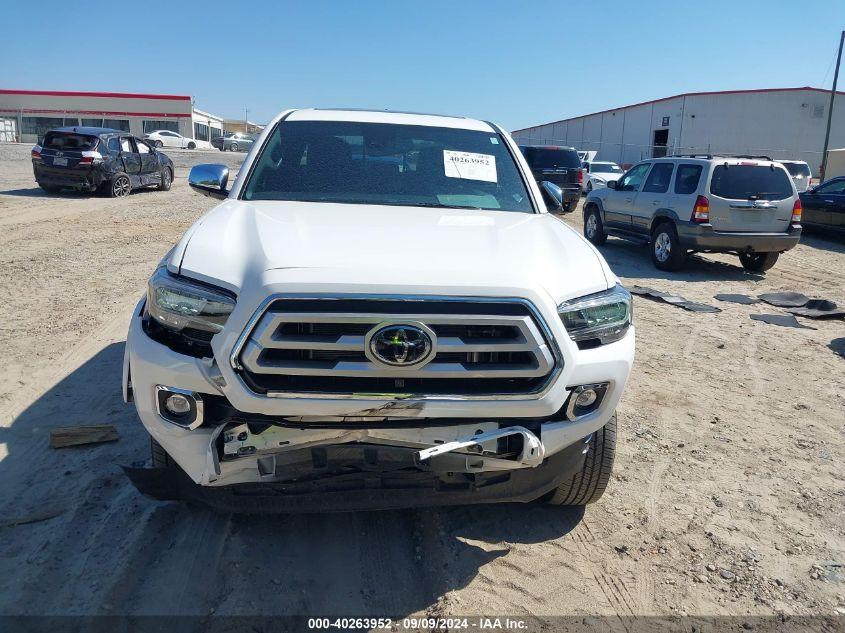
[{"x1": 0, "y1": 143, "x2": 843, "y2": 623}]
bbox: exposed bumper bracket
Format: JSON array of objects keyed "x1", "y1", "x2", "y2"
[{"x1": 416, "y1": 425, "x2": 544, "y2": 469}]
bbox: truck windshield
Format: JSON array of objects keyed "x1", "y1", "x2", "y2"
[
  {"x1": 782, "y1": 162, "x2": 811, "y2": 178},
  {"x1": 242, "y1": 120, "x2": 534, "y2": 212},
  {"x1": 592, "y1": 163, "x2": 623, "y2": 174}
]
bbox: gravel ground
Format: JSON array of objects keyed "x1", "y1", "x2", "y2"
[{"x1": 0, "y1": 142, "x2": 843, "y2": 623}]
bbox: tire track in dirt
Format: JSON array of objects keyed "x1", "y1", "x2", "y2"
[{"x1": 98, "y1": 506, "x2": 233, "y2": 615}]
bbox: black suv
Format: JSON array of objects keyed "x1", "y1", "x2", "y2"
[
  {"x1": 519, "y1": 145, "x2": 583, "y2": 212},
  {"x1": 32, "y1": 127, "x2": 175, "y2": 198}
]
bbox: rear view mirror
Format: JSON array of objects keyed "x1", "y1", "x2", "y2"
[
  {"x1": 189, "y1": 164, "x2": 230, "y2": 200},
  {"x1": 540, "y1": 180, "x2": 564, "y2": 212},
  {"x1": 607, "y1": 180, "x2": 618, "y2": 190}
]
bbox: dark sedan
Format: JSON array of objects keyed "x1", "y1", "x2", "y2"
[
  {"x1": 32, "y1": 127, "x2": 174, "y2": 197},
  {"x1": 799, "y1": 177, "x2": 845, "y2": 233}
]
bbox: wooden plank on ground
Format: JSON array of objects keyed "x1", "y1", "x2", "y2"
[
  {"x1": 0, "y1": 508, "x2": 64, "y2": 529},
  {"x1": 49, "y1": 424, "x2": 119, "y2": 449}
]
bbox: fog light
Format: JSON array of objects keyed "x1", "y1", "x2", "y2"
[
  {"x1": 164, "y1": 393, "x2": 191, "y2": 416},
  {"x1": 155, "y1": 386, "x2": 203, "y2": 430},
  {"x1": 565, "y1": 383, "x2": 609, "y2": 420},
  {"x1": 574, "y1": 388, "x2": 598, "y2": 409}
]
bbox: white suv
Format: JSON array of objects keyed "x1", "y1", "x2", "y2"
[
  {"x1": 122, "y1": 109, "x2": 634, "y2": 513},
  {"x1": 583, "y1": 155, "x2": 802, "y2": 272}
]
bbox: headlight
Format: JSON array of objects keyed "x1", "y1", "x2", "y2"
[
  {"x1": 146, "y1": 267, "x2": 236, "y2": 333},
  {"x1": 558, "y1": 284, "x2": 632, "y2": 347}
]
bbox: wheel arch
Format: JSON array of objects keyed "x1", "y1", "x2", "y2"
[{"x1": 650, "y1": 209, "x2": 682, "y2": 235}]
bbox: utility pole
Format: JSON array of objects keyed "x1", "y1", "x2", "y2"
[
  {"x1": 821, "y1": 30, "x2": 845, "y2": 180},
  {"x1": 244, "y1": 107, "x2": 249, "y2": 133}
]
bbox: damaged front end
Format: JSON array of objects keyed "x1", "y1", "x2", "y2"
[{"x1": 124, "y1": 405, "x2": 592, "y2": 513}]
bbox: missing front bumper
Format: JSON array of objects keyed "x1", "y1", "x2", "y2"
[{"x1": 123, "y1": 439, "x2": 590, "y2": 513}]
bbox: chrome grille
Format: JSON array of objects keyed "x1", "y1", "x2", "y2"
[{"x1": 234, "y1": 297, "x2": 558, "y2": 397}]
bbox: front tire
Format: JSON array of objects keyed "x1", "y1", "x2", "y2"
[
  {"x1": 187, "y1": 142, "x2": 196, "y2": 150},
  {"x1": 154, "y1": 140, "x2": 164, "y2": 148},
  {"x1": 158, "y1": 166, "x2": 173, "y2": 191},
  {"x1": 651, "y1": 221, "x2": 686, "y2": 271},
  {"x1": 108, "y1": 173, "x2": 131, "y2": 198},
  {"x1": 151, "y1": 437, "x2": 174, "y2": 469},
  {"x1": 739, "y1": 251, "x2": 779, "y2": 272},
  {"x1": 230, "y1": 142, "x2": 239, "y2": 152},
  {"x1": 584, "y1": 205, "x2": 607, "y2": 245},
  {"x1": 545, "y1": 415, "x2": 616, "y2": 506}
]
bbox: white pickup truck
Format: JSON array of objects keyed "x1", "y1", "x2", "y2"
[{"x1": 122, "y1": 108, "x2": 635, "y2": 513}]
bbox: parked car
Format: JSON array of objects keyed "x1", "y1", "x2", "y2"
[
  {"x1": 583, "y1": 161, "x2": 625, "y2": 193},
  {"x1": 122, "y1": 108, "x2": 634, "y2": 513},
  {"x1": 519, "y1": 145, "x2": 583, "y2": 212},
  {"x1": 799, "y1": 176, "x2": 845, "y2": 233},
  {"x1": 32, "y1": 127, "x2": 174, "y2": 197},
  {"x1": 211, "y1": 132, "x2": 256, "y2": 152},
  {"x1": 583, "y1": 155, "x2": 802, "y2": 272},
  {"x1": 778, "y1": 159, "x2": 813, "y2": 193},
  {"x1": 144, "y1": 130, "x2": 196, "y2": 150}
]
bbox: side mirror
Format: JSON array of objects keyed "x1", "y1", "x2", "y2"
[
  {"x1": 540, "y1": 180, "x2": 564, "y2": 212},
  {"x1": 189, "y1": 164, "x2": 230, "y2": 200},
  {"x1": 607, "y1": 180, "x2": 618, "y2": 190}
]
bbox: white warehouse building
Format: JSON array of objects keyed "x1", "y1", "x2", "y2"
[
  {"x1": 0, "y1": 88, "x2": 225, "y2": 147},
  {"x1": 512, "y1": 87, "x2": 845, "y2": 175}
]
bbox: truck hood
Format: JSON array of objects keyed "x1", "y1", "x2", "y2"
[{"x1": 172, "y1": 201, "x2": 612, "y2": 304}]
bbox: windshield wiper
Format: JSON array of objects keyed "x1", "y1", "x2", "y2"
[{"x1": 407, "y1": 202, "x2": 485, "y2": 210}]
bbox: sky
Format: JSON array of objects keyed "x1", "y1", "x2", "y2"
[{"x1": 2, "y1": 0, "x2": 845, "y2": 130}]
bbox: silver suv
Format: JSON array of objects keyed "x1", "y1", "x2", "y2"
[{"x1": 583, "y1": 155, "x2": 802, "y2": 272}]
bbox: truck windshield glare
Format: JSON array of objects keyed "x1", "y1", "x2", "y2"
[{"x1": 242, "y1": 120, "x2": 534, "y2": 212}]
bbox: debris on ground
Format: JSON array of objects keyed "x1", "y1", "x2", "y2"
[
  {"x1": 714, "y1": 293, "x2": 760, "y2": 305},
  {"x1": 0, "y1": 508, "x2": 65, "y2": 529},
  {"x1": 787, "y1": 299, "x2": 845, "y2": 319},
  {"x1": 750, "y1": 314, "x2": 816, "y2": 330},
  {"x1": 629, "y1": 285, "x2": 721, "y2": 313},
  {"x1": 757, "y1": 292, "x2": 810, "y2": 308},
  {"x1": 49, "y1": 424, "x2": 119, "y2": 449}
]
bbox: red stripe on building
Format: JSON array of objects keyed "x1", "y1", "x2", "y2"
[
  {"x1": 0, "y1": 89, "x2": 191, "y2": 101},
  {"x1": 0, "y1": 108, "x2": 191, "y2": 118}
]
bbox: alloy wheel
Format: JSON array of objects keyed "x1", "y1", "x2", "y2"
[
  {"x1": 586, "y1": 213, "x2": 598, "y2": 238},
  {"x1": 113, "y1": 176, "x2": 131, "y2": 198},
  {"x1": 654, "y1": 232, "x2": 671, "y2": 262}
]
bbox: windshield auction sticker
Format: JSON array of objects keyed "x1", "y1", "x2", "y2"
[{"x1": 443, "y1": 150, "x2": 497, "y2": 182}]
